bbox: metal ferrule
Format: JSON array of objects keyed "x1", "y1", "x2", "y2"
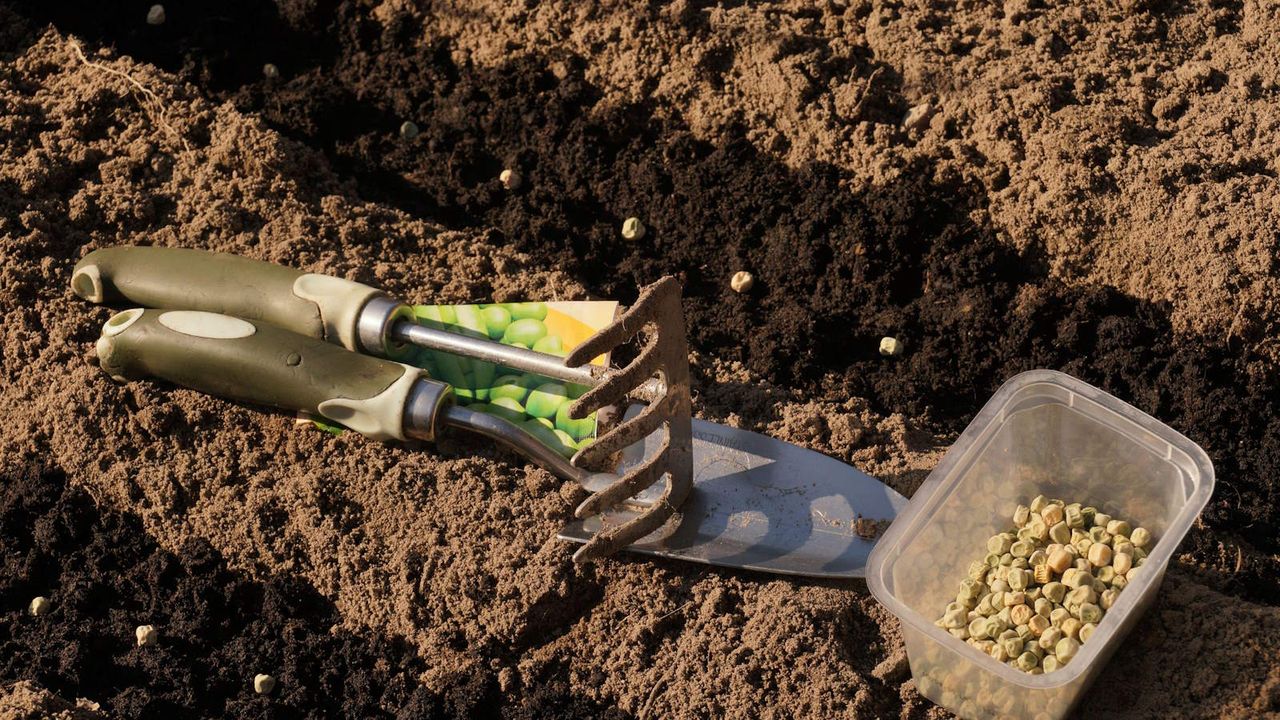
[
  {"x1": 401, "y1": 378, "x2": 454, "y2": 442},
  {"x1": 356, "y1": 295, "x2": 412, "y2": 356}
]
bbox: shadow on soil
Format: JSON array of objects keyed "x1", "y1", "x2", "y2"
[{"x1": 0, "y1": 460, "x2": 628, "y2": 720}]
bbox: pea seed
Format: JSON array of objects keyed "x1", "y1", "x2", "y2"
[
  {"x1": 1055, "y1": 637, "x2": 1081, "y2": 663},
  {"x1": 488, "y1": 396, "x2": 527, "y2": 423},
  {"x1": 967, "y1": 559, "x2": 989, "y2": 581},
  {"x1": 1028, "y1": 549, "x2": 1047, "y2": 566},
  {"x1": 1032, "y1": 563, "x2": 1051, "y2": 584},
  {"x1": 1013, "y1": 505, "x2": 1031, "y2": 527},
  {"x1": 1030, "y1": 495, "x2": 1048, "y2": 513},
  {"x1": 1003, "y1": 591, "x2": 1025, "y2": 608},
  {"x1": 1106, "y1": 520, "x2": 1132, "y2": 536},
  {"x1": 1038, "y1": 627, "x2": 1063, "y2": 651},
  {"x1": 525, "y1": 383, "x2": 568, "y2": 419},
  {"x1": 555, "y1": 402, "x2": 596, "y2": 441},
  {"x1": 1034, "y1": 597, "x2": 1053, "y2": 617},
  {"x1": 1048, "y1": 521, "x2": 1071, "y2": 544},
  {"x1": 263, "y1": 63, "x2": 280, "y2": 80},
  {"x1": 481, "y1": 306, "x2": 512, "y2": 340},
  {"x1": 975, "y1": 594, "x2": 995, "y2": 615},
  {"x1": 969, "y1": 616, "x2": 990, "y2": 639},
  {"x1": 1111, "y1": 574, "x2": 1129, "y2": 590},
  {"x1": 1041, "y1": 504, "x2": 1064, "y2": 526},
  {"x1": 1010, "y1": 604, "x2": 1033, "y2": 626},
  {"x1": 731, "y1": 271, "x2": 756, "y2": 294},
  {"x1": 509, "y1": 302, "x2": 549, "y2": 321},
  {"x1": 1049, "y1": 607, "x2": 1070, "y2": 628},
  {"x1": 1042, "y1": 581, "x2": 1066, "y2": 603},
  {"x1": 1008, "y1": 569, "x2": 1032, "y2": 592},
  {"x1": 1028, "y1": 614, "x2": 1051, "y2": 636},
  {"x1": 29, "y1": 596, "x2": 51, "y2": 616},
  {"x1": 621, "y1": 217, "x2": 646, "y2": 240},
  {"x1": 1079, "y1": 622, "x2": 1098, "y2": 643},
  {"x1": 1000, "y1": 636, "x2": 1023, "y2": 658},
  {"x1": 1131, "y1": 527, "x2": 1152, "y2": 548},
  {"x1": 136, "y1": 624, "x2": 158, "y2": 647},
  {"x1": 146, "y1": 4, "x2": 165, "y2": 25},
  {"x1": 1046, "y1": 549, "x2": 1073, "y2": 575},
  {"x1": 1011, "y1": 540, "x2": 1034, "y2": 558},
  {"x1": 984, "y1": 552, "x2": 1001, "y2": 568},
  {"x1": 532, "y1": 334, "x2": 565, "y2": 357},
  {"x1": 875, "y1": 335, "x2": 906, "y2": 353},
  {"x1": 1042, "y1": 655, "x2": 1061, "y2": 673},
  {"x1": 503, "y1": 318, "x2": 548, "y2": 347},
  {"x1": 1112, "y1": 552, "x2": 1132, "y2": 575},
  {"x1": 254, "y1": 674, "x2": 276, "y2": 695},
  {"x1": 1016, "y1": 651, "x2": 1039, "y2": 672},
  {"x1": 1092, "y1": 513, "x2": 1112, "y2": 529},
  {"x1": 1064, "y1": 504, "x2": 1084, "y2": 528},
  {"x1": 987, "y1": 534, "x2": 1013, "y2": 554},
  {"x1": 499, "y1": 168, "x2": 522, "y2": 190},
  {"x1": 399, "y1": 120, "x2": 419, "y2": 140},
  {"x1": 1000, "y1": 552, "x2": 1015, "y2": 566},
  {"x1": 989, "y1": 644, "x2": 1009, "y2": 662},
  {"x1": 1079, "y1": 603, "x2": 1104, "y2": 624},
  {"x1": 1075, "y1": 558, "x2": 1094, "y2": 573},
  {"x1": 1060, "y1": 617, "x2": 1082, "y2": 641},
  {"x1": 1113, "y1": 540, "x2": 1135, "y2": 557},
  {"x1": 1096, "y1": 566, "x2": 1116, "y2": 583},
  {"x1": 1080, "y1": 506, "x2": 1098, "y2": 526}
]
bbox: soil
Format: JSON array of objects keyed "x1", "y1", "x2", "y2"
[{"x1": 2, "y1": 1, "x2": 1279, "y2": 718}]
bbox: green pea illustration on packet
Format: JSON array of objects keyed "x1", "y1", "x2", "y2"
[{"x1": 303, "y1": 299, "x2": 617, "y2": 458}]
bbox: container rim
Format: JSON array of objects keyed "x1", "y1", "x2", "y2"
[{"x1": 866, "y1": 369, "x2": 1215, "y2": 689}]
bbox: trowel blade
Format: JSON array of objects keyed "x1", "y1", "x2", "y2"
[{"x1": 558, "y1": 409, "x2": 907, "y2": 578}]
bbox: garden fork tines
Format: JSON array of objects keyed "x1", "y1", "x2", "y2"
[{"x1": 561, "y1": 276, "x2": 694, "y2": 563}]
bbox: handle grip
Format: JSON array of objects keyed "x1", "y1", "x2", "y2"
[
  {"x1": 96, "y1": 308, "x2": 451, "y2": 441},
  {"x1": 72, "y1": 246, "x2": 400, "y2": 352}
]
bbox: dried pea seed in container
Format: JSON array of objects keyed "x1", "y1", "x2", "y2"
[
  {"x1": 937, "y1": 497, "x2": 1142, "y2": 675},
  {"x1": 1107, "y1": 520, "x2": 1132, "y2": 536}
]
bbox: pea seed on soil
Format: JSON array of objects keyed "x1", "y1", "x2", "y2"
[{"x1": 4, "y1": 1, "x2": 1280, "y2": 719}]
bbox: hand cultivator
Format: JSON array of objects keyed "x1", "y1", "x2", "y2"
[{"x1": 72, "y1": 246, "x2": 904, "y2": 575}]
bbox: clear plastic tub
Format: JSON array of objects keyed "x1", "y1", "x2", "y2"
[{"x1": 866, "y1": 370, "x2": 1214, "y2": 720}]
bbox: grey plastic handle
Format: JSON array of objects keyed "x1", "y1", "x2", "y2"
[
  {"x1": 71, "y1": 246, "x2": 394, "y2": 352},
  {"x1": 96, "y1": 308, "x2": 449, "y2": 441}
]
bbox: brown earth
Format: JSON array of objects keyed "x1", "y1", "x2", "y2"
[{"x1": 2, "y1": 1, "x2": 1280, "y2": 719}]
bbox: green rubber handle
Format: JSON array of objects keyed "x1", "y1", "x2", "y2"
[
  {"x1": 71, "y1": 246, "x2": 390, "y2": 351},
  {"x1": 96, "y1": 308, "x2": 449, "y2": 441}
]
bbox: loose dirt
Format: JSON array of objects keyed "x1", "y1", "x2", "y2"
[{"x1": 3, "y1": 1, "x2": 1280, "y2": 718}]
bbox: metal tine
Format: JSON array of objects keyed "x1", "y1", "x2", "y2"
[
  {"x1": 571, "y1": 391, "x2": 674, "y2": 468},
  {"x1": 574, "y1": 440, "x2": 670, "y2": 518},
  {"x1": 563, "y1": 275, "x2": 693, "y2": 563},
  {"x1": 566, "y1": 332, "x2": 663, "y2": 422}
]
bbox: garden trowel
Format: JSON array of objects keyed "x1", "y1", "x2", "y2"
[{"x1": 72, "y1": 246, "x2": 906, "y2": 577}]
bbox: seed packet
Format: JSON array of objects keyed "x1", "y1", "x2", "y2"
[{"x1": 300, "y1": 300, "x2": 617, "y2": 459}]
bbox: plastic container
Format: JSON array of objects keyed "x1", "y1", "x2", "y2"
[{"x1": 867, "y1": 370, "x2": 1214, "y2": 720}]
